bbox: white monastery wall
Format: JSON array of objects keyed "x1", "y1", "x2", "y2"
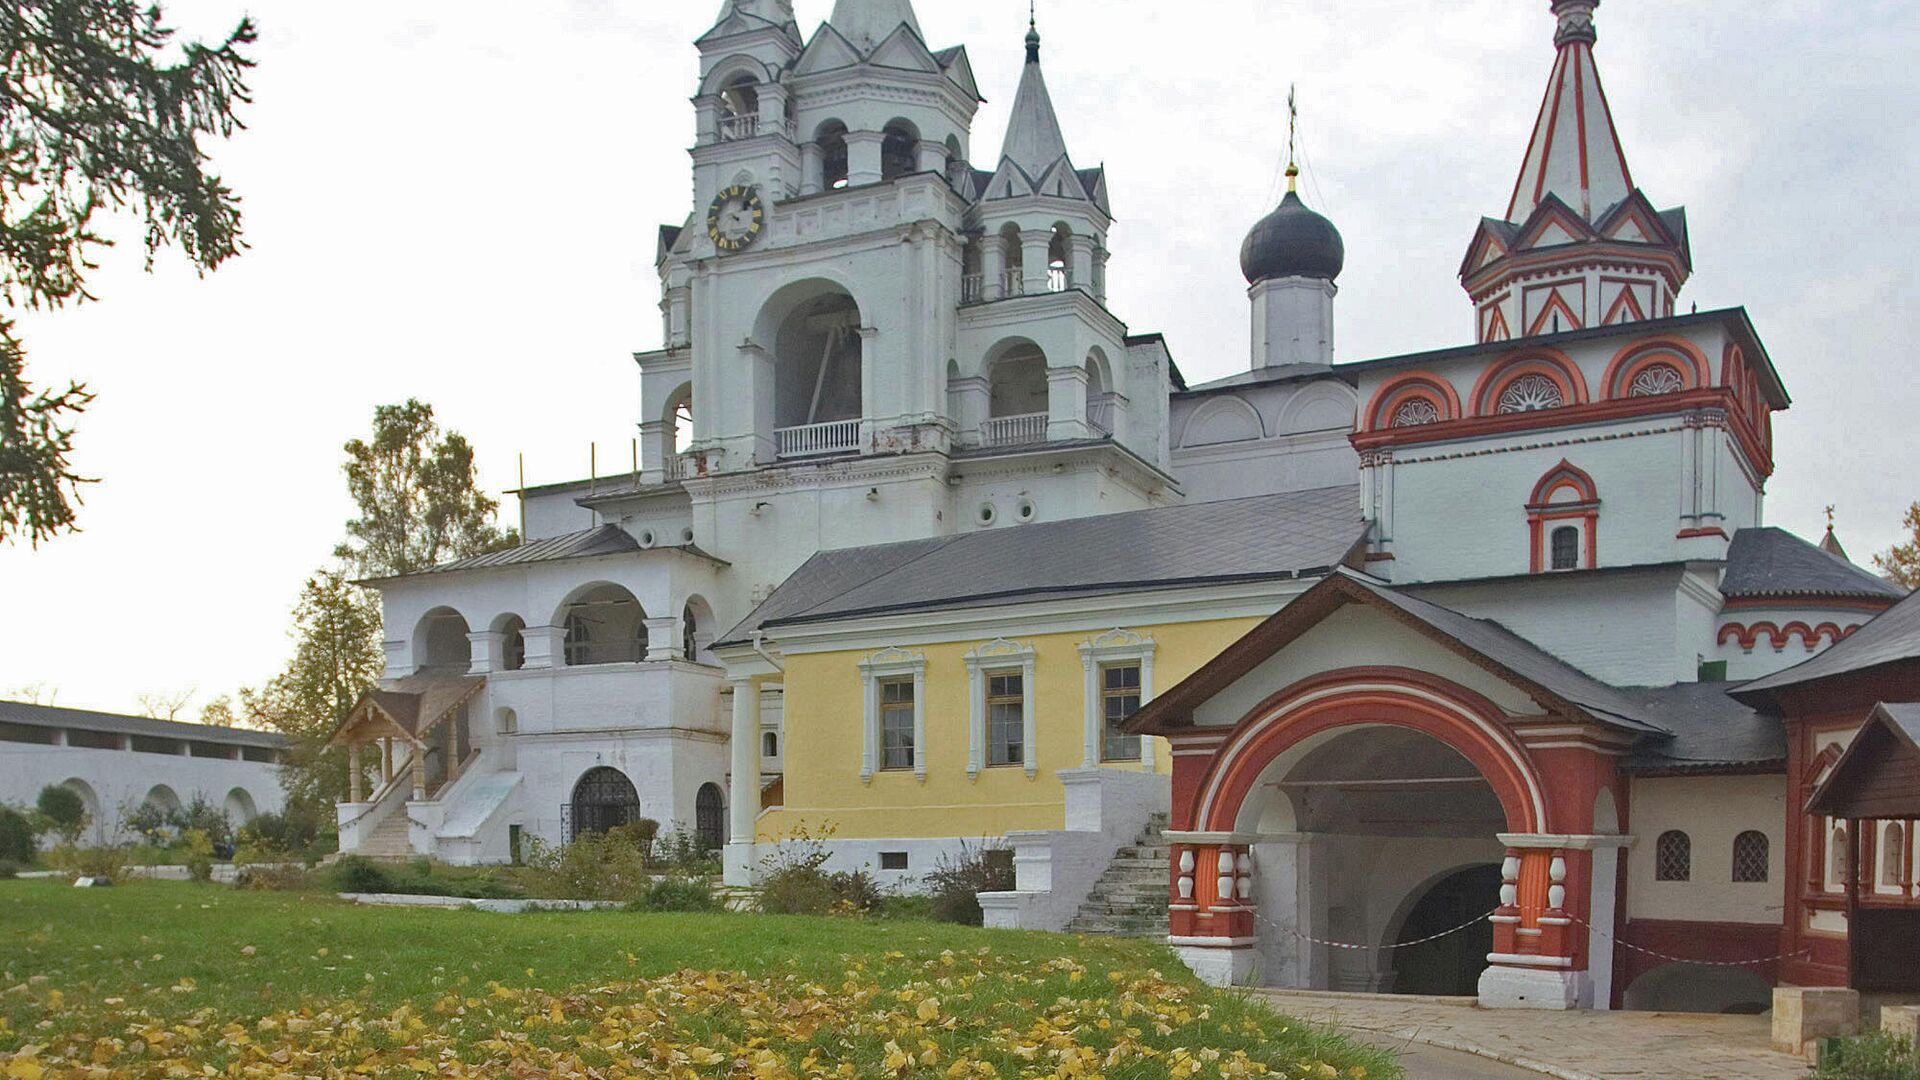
[
  {"x1": 1624, "y1": 774, "x2": 1784, "y2": 925},
  {"x1": 0, "y1": 742, "x2": 284, "y2": 843},
  {"x1": 1169, "y1": 377, "x2": 1360, "y2": 504}
]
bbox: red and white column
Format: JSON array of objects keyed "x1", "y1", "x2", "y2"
[{"x1": 1165, "y1": 832, "x2": 1259, "y2": 986}]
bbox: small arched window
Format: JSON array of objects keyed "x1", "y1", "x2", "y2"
[
  {"x1": 1655, "y1": 830, "x2": 1691, "y2": 882},
  {"x1": 1732, "y1": 830, "x2": 1769, "y2": 883},
  {"x1": 717, "y1": 77, "x2": 760, "y2": 140},
  {"x1": 881, "y1": 122, "x2": 919, "y2": 181},
  {"x1": 694, "y1": 783, "x2": 725, "y2": 851},
  {"x1": 1550, "y1": 526, "x2": 1580, "y2": 571},
  {"x1": 762, "y1": 731, "x2": 779, "y2": 758},
  {"x1": 1883, "y1": 823, "x2": 1907, "y2": 887},
  {"x1": 1831, "y1": 825, "x2": 1850, "y2": 885},
  {"x1": 818, "y1": 121, "x2": 850, "y2": 190},
  {"x1": 682, "y1": 604, "x2": 699, "y2": 663}
]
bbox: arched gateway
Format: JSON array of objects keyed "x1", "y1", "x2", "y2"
[{"x1": 1128, "y1": 571, "x2": 1643, "y2": 1010}]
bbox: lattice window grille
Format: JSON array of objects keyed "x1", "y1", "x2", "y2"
[
  {"x1": 1629, "y1": 363, "x2": 1686, "y2": 397},
  {"x1": 1655, "y1": 830, "x2": 1691, "y2": 882},
  {"x1": 1732, "y1": 830, "x2": 1769, "y2": 883}
]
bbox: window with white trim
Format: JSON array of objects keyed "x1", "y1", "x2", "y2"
[
  {"x1": 1078, "y1": 629, "x2": 1157, "y2": 769},
  {"x1": 987, "y1": 672, "x2": 1024, "y2": 766},
  {"x1": 880, "y1": 679, "x2": 915, "y2": 771},
  {"x1": 859, "y1": 647, "x2": 926, "y2": 783},
  {"x1": 1550, "y1": 525, "x2": 1580, "y2": 571},
  {"x1": 1101, "y1": 664, "x2": 1142, "y2": 761},
  {"x1": 964, "y1": 638, "x2": 1037, "y2": 779}
]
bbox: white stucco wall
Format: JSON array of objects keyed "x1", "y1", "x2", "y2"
[
  {"x1": 0, "y1": 741, "x2": 285, "y2": 843},
  {"x1": 1624, "y1": 774, "x2": 1784, "y2": 924}
]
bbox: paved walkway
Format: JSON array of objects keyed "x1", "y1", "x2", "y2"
[{"x1": 1251, "y1": 990, "x2": 1809, "y2": 1080}]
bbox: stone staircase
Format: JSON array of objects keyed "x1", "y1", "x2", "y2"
[
  {"x1": 354, "y1": 812, "x2": 413, "y2": 861},
  {"x1": 1064, "y1": 812, "x2": 1170, "y2": 937}
]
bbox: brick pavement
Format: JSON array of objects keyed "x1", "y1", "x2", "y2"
[{"x1": 1250, "y1": 990, "x2": 1809, "y2": 1080}]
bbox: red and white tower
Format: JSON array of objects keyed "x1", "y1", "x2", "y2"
[{"x1": 1460, "y1": 0, "x2": 1691, "y2": 344}]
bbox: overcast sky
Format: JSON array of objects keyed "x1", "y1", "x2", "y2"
[{"x1": 4, "y1": 0, "x2": 1917, "y2": 718}]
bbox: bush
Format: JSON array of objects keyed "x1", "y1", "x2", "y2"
[
  {"x1": 608, "y1": 819, "x2": 660, "y2": 859},
  {"x1": 1815, "y1": 1032, "x2": 1920, "y2": 1080},
  {"x1": 924, "y1": 840, "x2": 1016, "y2": 926},
  {"x1": 520, "y1": 831, "x2": 654, "y2": 902},
  {"x1": 756, "y1": 832, "x2": 882, "y2": 916},
  {"x1": 182, "y1": 829, "x2": 216, "y2": 883},
  {"x1": 330, "y1": 855, "x2": 394, "y2": 894},
  {"x1": 649, "y1": 828, "x2": 721, "y2": 874},
  {"x1": 46, "y1": 843, "x2": 127, "y2": 882},
  {"x1": 636, "y1": 876, "x2": 723, "y2": 913},
  {"x1": 0, "y1": 806, "x2": 34, "y2": 864},
  {"x1": 178, "y1": 795, "x2": 232, "y2": 850},
  {"x1": 0, "y1": 859, "x2": 21, "y2": 880},
  {"x1": 235, "y1": 862, "x2": 307, "y2": 891},
  {"x1": 239, "y1": 807, "x2": 325, "y2": 860},
  {"x1": 35, "y1": 785, "x2": 87, "y2": 842}
]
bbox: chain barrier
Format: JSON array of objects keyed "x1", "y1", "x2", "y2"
[
  {"x1": 1246, "y1": 908, "x2": 1812, "y2": 969},
  {"x1": 1569, "y1": 914, "x2": 1811, "y2": 968},
  {"x1": 1252, "y1": 909, "x2": 1495, "y2": 952}
]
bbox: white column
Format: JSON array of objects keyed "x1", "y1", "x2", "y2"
[
  {"x1": 644, "y1": 616, "x2": 681, "y2": 662},
  {"x1": 915, "y1": 139, "x2": 946, "y2": 174},
  {"x1": 639, "y1": 418, "x2": 671, "y2": 486},
  {"x1": 1021, "y1": 229, "x2": 1052, "y2": 295},
  {"x1": 522, "y1": 625, "x2": 566, "y2": 670},
  {"x1": 1045, "y1": 364, "x2": 1091, "y2": 442},
  {"x1": 382, "y1": 638, "x2": 413, "y2": 680},
  {"x1": 466, "y1": 631, "x2": 496, "y2": 675},
  {"x1": 1069, "y1": 234, "x2": 1096, "y2": 294},
  {"x1": 845, "y1": 130, "x2": 884, "y2": 187},
  {"x1": 1080, "y1": 652, "x2": 1100, "y2": 769},
  {"x1": 981, "y1": 240, "x2": 1005, "y2": 302},
  {"x1": 800, "y1": 143, "x2": 824, "y2": 196},
  {"x1": 724, "y1": 678, "x2": 762, "y2": 886}
]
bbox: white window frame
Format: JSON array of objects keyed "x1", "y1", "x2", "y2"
[
  {"x1": 1078, "y1": 629, "x2": 1157, "y2": 769},
  {"x1": 859, "y1": 647, "x2": 926, "y2": 783},
  {"x1": 964, "y1": 638, "x2": 1037, "y2": 780}
]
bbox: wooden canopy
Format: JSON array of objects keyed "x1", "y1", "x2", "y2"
[
  {"x1": 1806, "y1": 703, "x2": 1920, "y2": 820},
  {"x1": 328, "y1": 672, "x2": 486, "y2": 749}
]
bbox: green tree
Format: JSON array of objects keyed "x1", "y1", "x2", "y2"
[
  {"x1": 335, "y1": 399, "x2": 517, "y2": 578},
  {"x1": 1874, "y1": 502, "x2": 1920, "y2": 590},
  {"x1": 241, "y1": 568, "x2": 384, "y2": 811},
  {"x1": 35, "y1": 784, "x2": 87, "y2": 843},
  {"x1": 0, "y1": 1, "x2": 256, "y2": 546}
]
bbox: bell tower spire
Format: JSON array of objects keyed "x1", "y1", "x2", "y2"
[{"x1": 1458, "y1": 0, "x2": 1691, "y2": 344}]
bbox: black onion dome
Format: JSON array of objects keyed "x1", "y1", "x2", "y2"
[{"x1": 1240, "y1": 191, "x2": 1345, "y2": 284}]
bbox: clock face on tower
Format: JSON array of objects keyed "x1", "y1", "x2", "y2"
[{"x1": 706, "y1": 185, "x2": 764, "y2": 253}]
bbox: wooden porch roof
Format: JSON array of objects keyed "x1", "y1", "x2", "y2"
[
  {"x1": 328, "y1": 672, "x2": 485, "y2": 748},
  {"x1": 1806, "y1": 703, "x2": 1920, "y2": 820}
]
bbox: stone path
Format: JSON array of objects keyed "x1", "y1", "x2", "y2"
[{"x1": 1251, "y1": 990, "x2": 1809, "y2": 1080}]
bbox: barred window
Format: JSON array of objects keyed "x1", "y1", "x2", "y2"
[
  {"x1": 1655, "y1": 830, "x2": 1691, "y2": 882},
  {"x1": 987, "y1": 671, "x2": 1024, "y2": 766},
  {"x1": 1550, "y1": 526, "x2": 1580, "y2": 570},
  {"x1": 1732, "y1": 830, "x2": 1769, "y2": 883},
  {"x1": 1101, "y1": 663, "x2": 1142, "y2": 761},
  {"x1": 880, "y1": 679, "x2": 914, "y2": 771}
]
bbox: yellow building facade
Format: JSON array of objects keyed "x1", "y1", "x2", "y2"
[{"x1": 749, "y1": 594, "x2": 1309, "y2": 851}]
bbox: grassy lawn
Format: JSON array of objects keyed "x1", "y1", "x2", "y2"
[{"x1": 0, "y1": 879, "x2": 1397, "y2": 1078}]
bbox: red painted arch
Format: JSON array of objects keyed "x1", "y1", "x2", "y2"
[
  {"x1": 1364, "y1": 371, "x2": 1464, "y2": 432},
  {"x1": 1601, "y1": 336, "x2": 1711, "y2": 399},
  {"x1": 1471, "y1": 349, "x2": 1590, "y2": 416},
  {"x1": 1187, "y1": 668, "x2": 1549, "y2": 837}
]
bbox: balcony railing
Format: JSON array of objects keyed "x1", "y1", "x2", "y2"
[
  {"x1": 1000, "y1": 269, "x2": 1025, "y2": 298},
  {"x1": 776, "y1": 418, "x2": 861, "y2": 458},
  {"x1": 564, "y1": 640, "x2": 647, "y2": 666},
  {"x1": 1087, "y1": 399, "x2": 1115, "y2": 436},
  {"x1": 981, "y1": 412, "x2": 1049, "y2": 447},
  {"x1": 663, "y1": 453, "x2": 691, "y2": 481},
  {"x1": 717, "y1": 113, "x2": 760, "y2": 141},
  {"x1": 961, "y1": 274, "x2": 984, "y2": 304},
  {"x1": 1048, "y1": 267, "x2": 1070, "y2": 293}
]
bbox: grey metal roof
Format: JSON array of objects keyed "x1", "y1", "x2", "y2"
[
  {"x1": 0, "y1": 700, "x2": 290, "y2": 748},
  {"x1": 1720, "y1": 527, "x2": 1905, "y2": 601},
  {"x1": 1339, "y1": 573, "x2": 1670, "y2": 735},
  {"x1": 1882, "y1": 703, "x2": 1920, "y2": 747},
  {"x1": 723, "y1": 485, "x2": 1367, "y2": 643},
  {"x1": 363, "y1": 525, "x2": 724, "y2": 584},
  {"x1": 1180, "y1": 363, "x2": 1338, "y2": 396},
  {"x1": 1734, "y1": 587, "x2": 1920, "y2": 700},
  {"x1": 1616, "y1": 682, "x2": 1785, "y2": 772}
]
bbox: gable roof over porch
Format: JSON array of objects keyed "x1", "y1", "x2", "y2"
[
  {"x1": 1128, "y1": 569, "x2": 1669, "y2": 738},
  {"x1": 328, "y1": 671, "x2": 485, "y2": 748},
  {"x1": 1806, "y1": 703, "x2": 1920, "y2": 820}
]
